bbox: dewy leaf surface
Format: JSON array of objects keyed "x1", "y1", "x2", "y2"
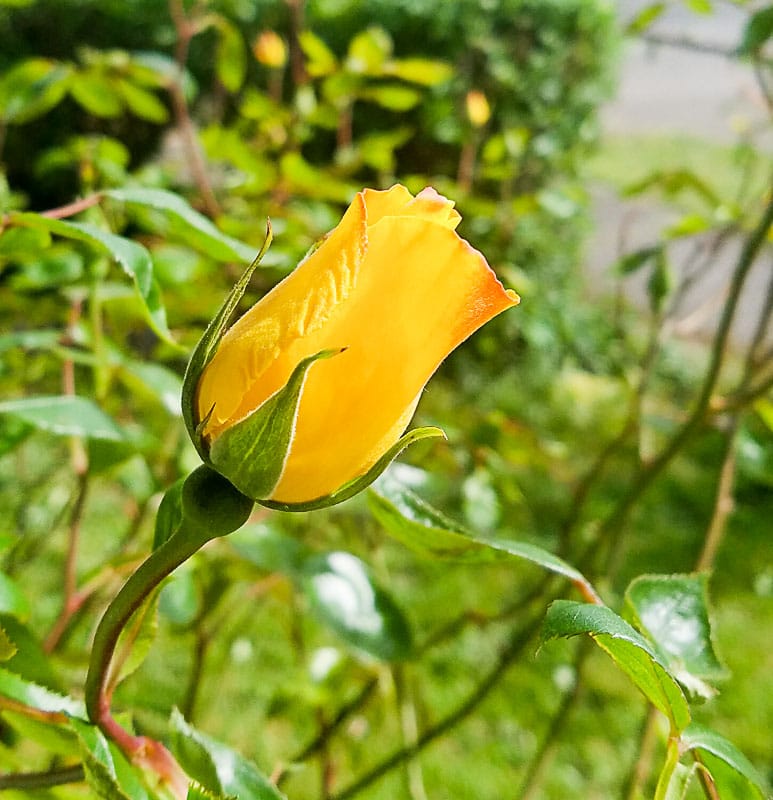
[
  {"x1": 624, "y1": 574, "x2": 727, "y2": 698},
  {"x1": 542, "y1": 600, "x2": 690, "y2": 732}
]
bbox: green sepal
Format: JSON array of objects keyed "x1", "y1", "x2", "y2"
[
  {"x1": 181, "y1": 222, "x2": 273, "y2": 461},
  {"x1": 209, "y1": 349, "x2": 342, "y2": 501},
  {"x1": 260, "y1": 425, "x2": 446, "y2": 512},
  {"x1": 181, "y1": 465, "x2": 254, "y2": 538}
]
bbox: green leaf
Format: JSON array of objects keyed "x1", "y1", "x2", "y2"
[
  {"x1": 261, "y1": 425, "x2": 446, "y2": 512},
  {"x1": 180, "y1": 223, "x2": 273, "y2": 459},
  {"x1": 70, "y1": 71, "x2": 124, "y2": 117},
  {"x1": 299, "y1": 31, "x2": 338, "y2": 77},
  {"x1": 108, "y1": 591, "x2": 160, "y2": 690},
  {"x1": 0, "y1": 395, "x2": 125, "y2": 441},
  {"x1": 647, "y1": 249, "x2": 672, "y2": 314},
  {"x1": 154, "y1": 478, "x2": 186, "y2": 549},
  {"x1": 0, "y1": 666, "x2": 84, "y2": 716},
  {"x1": 105, "y1": 187, "x2": 256, "y2": 263},
  {"x1": 0, "y1": 225, "x2": 51, "y2": 257},
  {"x1": 368, "y1": 470, "x2": 487, "y2": 560},
  {"x1": 0, "y1": 625, "x2": 17, "y2": 661},
  {"x1": 346, "y1": 27, "x2": 392, "y2": 74},
  {"x1": 0, "y1": 58, "x2": 72, "y2": 124},
  {"x1": 369, "y1": 470, "x2": 600, "y2": 599},
  {"x1": 170, "y1": 708, "x2": 287, "y2": 800},
  {"x1": 684, "y1": 0, "x2": 711, "y2": 13},
  {"x1": 159, "y1": 562, "x2": 201, "y2": 627},
  {"x1": 302, "y1": 551, "x2": 413, "y2": 661},
  {"x1": 210, "y1": 349, "x2": 343, "y2": 501},
  {"x1": 121, "y1": 360, "x2": 183, "y2": 417},
  {"x1": 385, "y1": 58, "x2": 452, "y2": 86},
  {"x1": 663, "y1": 762, "x2": 700, "y2": 800},
  {"x1": 616, "y1": 245, "x2": 661, "y2": 276},
  {"x1": 0, "y1": 614, "x2": 62, "y2": 689},
  {"x1": 739, "y1": 6, "x2": 773, "y2": 56},
  {"x1": 69, "y1": 717, "x2": 133, "y2": 800},
  {"x1": 358, "y1": 84, "x2": 422, "y2": 111},
  {"x1": 626, "y1": 2, "x2": 666, "y2": 34},
  {"x1": 541, "y1": 600, "x2": 691, "y2": 732},
  {"x1": 624, "y1": 574, "x2": 727, "y2": 699},
  {"x1": 116, "y1": 78, "x2": 169, "y2": 123},
  {"x1": 9, "y1": 212, "x2": 173, "y2": 342},
  {"x1": 0, "y1": 572, "x2": 30, "y2": 619},
  {"x1": 681, "y1": 724, "x2": 768, "y2": 799},
  {"x1": 229, "y1": 522, "x2": 308, "y2": 576},
  {"x1": 188, "y1": 785, "x2": 232, "y2": 800},
  {"x1": 215, "y1": 17, "x2": 247, "y2": 92}
]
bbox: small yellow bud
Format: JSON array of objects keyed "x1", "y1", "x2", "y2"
[
  {"x1": 253, "y1": 30, "x2": 288, "y2": 68},
  {"x1": 466, "y1": 90, "x2": 491, "y2": 128}
]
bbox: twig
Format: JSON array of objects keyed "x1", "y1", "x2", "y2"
[
  {"x1": 292, "y1": 677, "x2": 379, "y2": 764},
  {"x1": 589, "y1": 180, "x2": 773, "y2": 576},
  {"x1": 41, "y1": 193, "x2": 103, "y2": 219},
  {"x1": 696, "y1": 420, "x2": 740, "y2": 572},
  {"x1": 167, "y1": 0, "x2": 220, "y2": 218},
  {"x1": 0, "y1": 764, "x2": 85, "y2": 790},
  {"x1": 623, "y1": 705, "x2": 660, "y2": 800},
  {"x1": 329, "y1": 613, "x2": 543, "y2": 800},
  {"x1": 517, "y1": 639, "x2": 589, "y2": 800}
]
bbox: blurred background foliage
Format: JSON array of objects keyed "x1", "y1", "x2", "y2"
[{"x1": 0, "y1": 0, "x2": 771, "y2": 798}]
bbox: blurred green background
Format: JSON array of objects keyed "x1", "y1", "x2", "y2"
[{"x1": 0, "y1": 0, "x2": 771, "y2": 798}]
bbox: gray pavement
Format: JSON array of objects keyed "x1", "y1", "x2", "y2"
[{"x1": 586, "y1": 1, "x2": 772, "y2": 347}]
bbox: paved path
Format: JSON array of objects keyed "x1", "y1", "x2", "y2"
[{"x1": 586, "y1": 2, "x2": 772, "y2": 347}]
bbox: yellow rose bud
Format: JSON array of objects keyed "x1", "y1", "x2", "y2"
[
  {"x1": 195, "y1": 185, "x2": 519, "y2": 506},
  {"x1": 465, "y1": 90, "x2": 491, "y2": 128},
  {"x1": 253, "y1": 30, "x2": 288, "y2": 68}
]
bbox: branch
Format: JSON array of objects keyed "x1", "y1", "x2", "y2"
[
  {"x1": 0, "y1": 764, "x2": 85, "y2": 790},
  {"x1": 330, "y1": 613, "x2": 542, "y2": 800}
]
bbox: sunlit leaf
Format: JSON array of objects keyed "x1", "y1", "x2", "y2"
[
  {"x1": 70, "y1": 70, "x2": 124, "y2": 117},
  {"x1": 299, "y1": 30, "x2": 338, "y2": 77},
  {"x1": 626, "y1": 2, "x2": 666, "y2": 34},
  {"x1": 214, "y1": 17, "x2": 247, "y2": 92},
  {"x1": 385, "y1": 58, "x2": 453, "y2": 86},
  {"x1": 542, "y1": 601, "x2": 690, "y2": 732},
  {"x1": 116, "y1": 78, "x2": 169, "y2": 123},
  {"x1": 0, "y1": 58, "x2": 72, "y2": 124},
  {"x1": 358, "y1": 84, "x2": 422, "y2": 111}
]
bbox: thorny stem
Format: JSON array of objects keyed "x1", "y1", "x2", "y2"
[
  {"x1": 329, "y1": 613, "x2": 543, "y2": 800},
  {"x1": 167, "y1": 0, "x2": 220, "y2": 218}
]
